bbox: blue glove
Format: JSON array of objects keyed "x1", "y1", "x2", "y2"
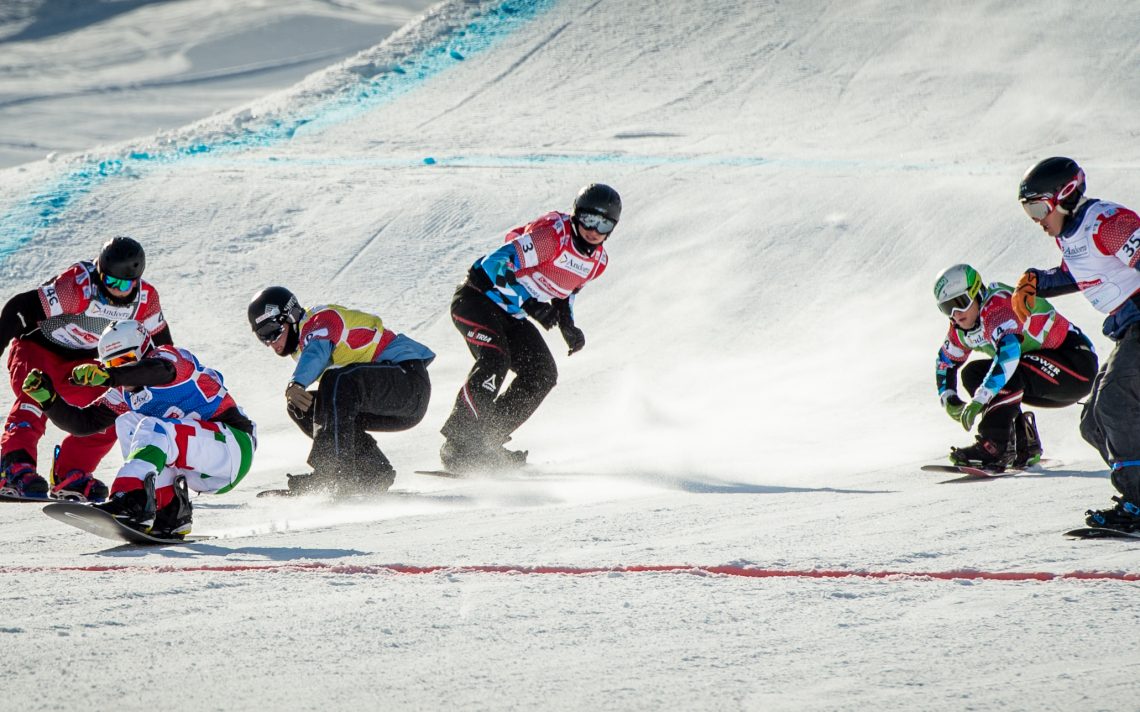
[{"x1": 959, "y1": 400, "x2": 984, "y2": 431}]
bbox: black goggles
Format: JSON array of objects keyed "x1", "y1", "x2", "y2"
[
  {"x1": 576, "y1": 212, "x2": 616, "y2": 235},
  {"x1": 937, "y1": 293, "x2": 975, "y2": 317},
  {"x1": 254, "y1": 318, "x2": 286, "y2": 344}
]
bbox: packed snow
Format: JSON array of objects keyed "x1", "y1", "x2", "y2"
[{"x1": 1, "y1": 1, "x2": 1138, "y2": 710}]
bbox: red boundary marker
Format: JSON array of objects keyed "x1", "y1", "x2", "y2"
[{"x1": 0, "y1": 563, "x2": 1137, "y2": 581}]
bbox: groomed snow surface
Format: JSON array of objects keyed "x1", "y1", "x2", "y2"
[{"x1": 1, "y1": 1, "x2": 1139, "y2": 710}]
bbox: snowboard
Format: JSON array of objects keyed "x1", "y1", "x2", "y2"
[
  {"x1": 42, "y1": 501, "x2": 212, "y2": 546},
  {"x1": 0, "y1": 491, "x2": 51, "y2": 503},
  {"x1": 922, "y1": 458, "x2": 1052, "y2": 482},
  {"x1": 414, "y1": 469, "x2": 466, "y2": 479},
  {"x1": 1063, "y1": 526, "x2": 1140, "y2": 540},
  {"x1": 256, "y1": 487, "x2": 422, "y2": 499},
  {"x1": 0, "y1": 491, "x2": 95, "y2": 504}
]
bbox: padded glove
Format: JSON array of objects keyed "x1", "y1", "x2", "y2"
[
  {"x1": 71, "y1": 364, "x2": 111, "y2": 387},
  {"x1": 22, "y1": 369, "x2": 56, "y2": 406},
  {"x1": 522, "y1": 299, "x2": 558, "y2": 330},
  {"x1": 959, "y1": 400, "x2": 985, "y2": 431},
  {"x1": 560, "y1": 322, "x2": 586, "y2": 355},
  {"x1": 285, "y1": 381, "x2": 314, "y2": 414},
  {"x1": 942, "y1": 392, "x2": 965, "y2": 422},
  {"x1": 1011, "y1": 272, "x2": 1037, "y2": 323}
]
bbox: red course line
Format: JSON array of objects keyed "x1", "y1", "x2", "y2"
[{"x1": 0, "y1": 563, "x2": 1137, "y2": 581}]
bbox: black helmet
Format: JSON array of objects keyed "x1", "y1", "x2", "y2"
[
  {"x1": 573, "y1": 183, "x2": 622, "y2": 223},
  {"x1": 248, "y1": 286, "x2": 305, "y2": 346},
  {"x1": 97, "y1": 236, "x2": 146, "y2": 280},
  {"x1": 1019, "y1": 157, "x2": 1085, "y2": 214}
]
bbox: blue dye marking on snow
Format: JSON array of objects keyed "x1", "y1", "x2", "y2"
[{"x1": 0, "y1": 0, "x2": 556, "y2": 262}]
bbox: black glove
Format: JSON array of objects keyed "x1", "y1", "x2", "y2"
[
  {"x1": 522, "y1": 299, "x2": 558, "y2": 330},
  {"x1": 560, "y1": 322, "x2": 585, "y2": 355}
]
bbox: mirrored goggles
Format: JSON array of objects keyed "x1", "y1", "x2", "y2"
[
  {"x1": 937, "y1": 293, "x2": 975, "y2": 317},
  {"x1": 102, "y1": 273, "x2": 137, "y2": 292},
  {"x1": 576, "y1": 212, "x2": 616, "y2": 235},
  {"x1": 103, "y1": 351, "x2": 138, "y2": 368},
  {"x1": 254, "y1": 319, "x2": 285, "y2": 344},
  {"x1": 1020, "y1": 197, "x2": 1054, "y2": 222}
]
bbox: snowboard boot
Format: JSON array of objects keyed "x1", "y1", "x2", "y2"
[
  {"x1": 51, "y1": 469, "x2": 109, "y2": 503},
  {"x1": 949, "y1": 436, "x2": 1015, "y2": 470},
  {"x1": 341, "y1": 465, "x2": 396, "y2": 496},
  {"x1": 1012, "y1": 412, "x2": 1043, "y2": 468},
  {"x1": 440, "y1": 439, "x2": 527, "y2": 474},
  {"x1": 1085, "y1": 496, "x2": 1140, "y2": 532},
  {"x1": 286, "y1": 471, "x2": 334, "y2": 495},
  {"x1": 94, "y1": 473, "x2": 157, "y2": 532},
  {"x1": 150, "y1": 476, "x2": 192, "y2": 539},
  {"x1": 0, "y1": 462, "x2": 49, "y2": 499}
]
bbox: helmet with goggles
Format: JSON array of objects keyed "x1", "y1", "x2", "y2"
[
  {"x1": 934, "y1": 264, "x2": 984, "y2": 317},
  {"x1": 98, "y1": 320, "x2": 153, "y2": 368},
  {"x1": 96, "y1": 236, "x2": 145, "y2": 305},
  {"x1": 1018, "y1": 157, "x2": 1085, "y2": 222},
  {"x1": 572, "y1": 183, "x2": 622, "y2": 235},
  {"x1": 247, "y1": 286, "x2": 305, "y2": 346}
]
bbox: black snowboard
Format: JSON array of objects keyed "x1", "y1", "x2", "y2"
[
  {"x1": 1063, "y1": 526, "x2": 1140, "y2": 540},
  {"x1": 0, "y1": 492, "x2": 51, "y2": 503},
  {"x1": 414, "y1": 469, "x2": 466, "y2": 479},
  {"x1": 256, "y1": 488, "x2": 423, "y2": 499},
  {"x1": 43, "y1": 501, "x2": 211, "y2": 545}
]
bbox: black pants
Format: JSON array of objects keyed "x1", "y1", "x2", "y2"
[
  {"x1": 288, "y1": 360, "x2": 431, "y2": 482},
  {"x1": 440, "y1": 285, "x2": 557, "y2": 450},
  {"x1": 961, "y1": 331, "x2": 1098, "y2": 445},
  {"x1": 1079, "y1": 323, "x2": 1140, "y2": 502}
]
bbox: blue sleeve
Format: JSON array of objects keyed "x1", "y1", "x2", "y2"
[
  {"x1": 472, "y1": 242, "x2": 535, "y2": 316},
  {"x1": 975, "y1": 334, "x2": 1021, "y2": 404},
  {"x1": 1030, "y1": 266, "x2": 1081, "y2": 298},
  {"x1": 289, "y1": 338, "x2": 333, "y2": 388},
  {"x1": 475, "y1": 243, "x2": 522, "y2": 288}
]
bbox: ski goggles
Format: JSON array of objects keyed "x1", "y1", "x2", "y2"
[
  {"x1": 254, "y1": 318, "x2": 285, "y2": 344},
  {"x1": 1020, "y1": 198, "x2": 1054, "y2": 222},
  {"x1": 103, "y1": 350, "x2": 138, "y2": 368},
  {"x1": 937, "y1": 293, "x2": 975, "y2": 317},
  {"x1": 1020, "y1": 170, "x2": 1085, "y2": 222},
  {"x1": 101, "y1": 273, "x2": 136, "y2": 292},
  {"x1": 576, "y1": 212, "x2": 616, "y2": 235}
]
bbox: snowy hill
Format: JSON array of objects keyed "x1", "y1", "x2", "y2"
[{"x1": 1, "y1": 1, "x2": 1139, "y2": 710}]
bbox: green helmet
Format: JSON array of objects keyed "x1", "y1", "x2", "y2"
[{"x1": 933, "y1": 264, "x2": 983, "y2": 316}]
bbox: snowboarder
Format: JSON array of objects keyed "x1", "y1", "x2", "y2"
[
  {"x1": 247, "y1": 287, "x2": 434, "y2": 494},
  {"x1": 20, "y1": 320, "x2": 254, "y2": 538},
  {"x1": 438, "y1": 183, "x2": 619, "y2": 473},
  {"x1": 0, "y1": 236, "x2": 172, "y2": 501},
  {"x1": 934, "y1": 263, "x2": 1097, "y2": 468},
  {"x1": 1012, "y1": 157, "x2": 1140, "y2": 530}
]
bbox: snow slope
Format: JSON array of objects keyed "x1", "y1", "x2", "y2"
[{"x1": 1, "y1": 1, "x2": 1139, "y2": 710}]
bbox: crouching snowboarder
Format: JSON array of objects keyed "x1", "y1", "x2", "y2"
[
  {"x1": 21, "y1": 320, "x2": 256, "y2": 538},
  {"x1": 933, "y1": 263, "x2": 1097, "y2": 469},
  {"x1": 247, "y1": 286, "x2": 434, "y2": 495}
]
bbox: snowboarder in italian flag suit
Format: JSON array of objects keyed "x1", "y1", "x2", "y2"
[
  {"x1": 439, "y1": 183, "x2": 620, "y2": 473},
  {"x1": 933, "y1": 263, "x2": 1097, "y2": 469},
  {"x1": 21, "y1": 320, "x2": 255, "y2": 538}
]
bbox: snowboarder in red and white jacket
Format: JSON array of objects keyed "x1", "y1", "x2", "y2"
[
  {"x1": 0, "y1": 237, "x2": 171, "y2": 501},
  {"x1": 439, "y1": 183, "x2": 620, "y2": 473}
]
